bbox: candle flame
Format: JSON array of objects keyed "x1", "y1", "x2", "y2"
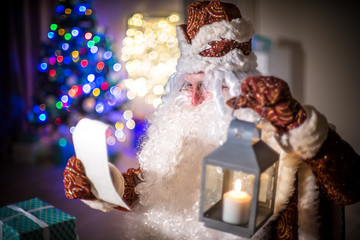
[{"x1": 234, "y1": 179, "x2": 242, "y2": 192}]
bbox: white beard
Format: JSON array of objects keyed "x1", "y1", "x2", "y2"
[{"x1": 121, "y1": 90, "x2": 260, "y2": 239}]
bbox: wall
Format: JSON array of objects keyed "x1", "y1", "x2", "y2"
[{"x1": 254, "y1": 1, "x2": 360, "y2": 239}]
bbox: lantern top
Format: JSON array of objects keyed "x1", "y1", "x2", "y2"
[{"x1": 203, "y1": 118, "x2": 279, "y2": 173}]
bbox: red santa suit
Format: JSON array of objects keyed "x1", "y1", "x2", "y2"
[{"x1": 63, "y1": 1, "x2": 360, "y2": 239}]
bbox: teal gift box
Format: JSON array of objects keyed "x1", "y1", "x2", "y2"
[{"x1": 0, "y1": 198, "x2": 77, "y2": 240}]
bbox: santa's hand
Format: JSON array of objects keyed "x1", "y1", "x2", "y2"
[
  {"x1": 63, "y1": 156, "x2": 96, "y2": 200},
  {"x1": 226, "y1": 76, "x2": 307, "y2": 133}
]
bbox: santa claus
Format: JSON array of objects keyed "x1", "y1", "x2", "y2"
[{"x1": 63, "y1": 1, "x2": 360, "y2": 239}]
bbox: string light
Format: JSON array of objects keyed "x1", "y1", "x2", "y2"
[{"x1": 122, "y1": 13, "x2": 180, "y2": 107}]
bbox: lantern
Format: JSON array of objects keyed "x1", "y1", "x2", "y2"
[{"x1": 199, "y1": 118, "x2": 279, "y2": 238}]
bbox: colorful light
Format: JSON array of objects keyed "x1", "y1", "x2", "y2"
[
  {"x1": 55, "y1": 5, "x2": 65, "y2": 14},
  {"x1": 59, "y1": 138, "x2": 67, "y2": 147},
  {"x1": 79, "y1": 5, "x2": 86, "y2": 13},
  {"x1": 57, "y1": 56, "x2": 63, "y2": 62},
  {"x1": 83, "y1": 84, "x2": 91, "y2": 94},
  {"x1": 93, "y1": 36, "x2": 100, "y2": 43},
  {"x1": 97, "y1": 62, "x2": 105, "y2": 70},
  {"x1": 105, "y1": 129, "x2": 112, "y2": 137},
  {"x1": 126, "y1": 119, "x2": 136, "y2": 129},
  {"x1": 85, "y1": 9, "x2": 92, "y2": 15},
  {"x1": 113, "y1": 63, "x2": 121, "y2": 72},
  {"x1": 71, "y1": 29, "x2": 79, "y2": 37},
  {"x1": 103, "y1": 51, "x2": 112, "y2": 60},
  {"x1": 49, "y1": 56, "x2": 56, "y2": 65},
  {"x1": 100, "y1": 82, "x2": 108, "y2": 91},
  {"x1": 50, "y1": 24, "x2": 58, "y2": 31},
  {"x1": 56, "y1": 101, "x2": 63, "y2": 109},
  {"x1": 81, "y1": 60, "x2": 88, "y2": 67},
  {"x1": 47, "y1": 32, "x2": 54, "y2": 39},
  {"x1": 71, "y1": 51, "x2": 79, "y2": 58},
  {"x1": 61, "y1": 95, "x2": 69, "y2": 103},
  {"x1": 90, "y1": 46, "x2": 98, "y2": 54},
  {"x1": 64, "y1": 33, "x2": 72, "y2": 40},
  {"x1": 39, "y1": 113, "x2": 47, "y2": 122},
  {"x1": 87, "y1": 40, "x2": 95, "y2": 48},
  {"x1": 85, "y1": 32, "x2": 92, "y2": 40},
  {"x1": 92, "y1": 88, "x2": 100, "y2": 97},
  {"x1": 70, "y1": 126, "x2": 76, "y2": 134},
  {"x1": 123, "y1": 110, "x2": 133, "y2": 120},
  {"x1": 39, "y1": 63, "x2": 48, "y2": 71},
  {"x1": 62, "y1": 43, "x2": 70, "y2": 50},
  {"x1": 115, "y1": 121, "x2": 124, "y2": 130},
  {"x1": 95, "y1": 102, "x2": 104, "y2": 113},
  {"x1": 55, "y1": 118, "x2": 62, "y2": 125},
  {"x1": 65, "y1": 8, "x2": 72, "y2": 14},
  {"x1": 58, "y1": 29, "x2": 65, "y2": 36},
  {"x1": 39, "y1": 104, "x2": 46, "y2": 111},
  {"x1": 106, "y1": 136, "x2": 116, "y2": 146},
  {"x1": 64, "y1": 68, "x2": 71, "y2": 76},
  {"x1": 87, "y1": 74, "x2": 95, "y2": 82},
  {"x1": 115, "y1": 129, "x2": 124, "y2": 138},
  {"x1": 49, "y1": 69, "x2": 56, "y2": 77}
]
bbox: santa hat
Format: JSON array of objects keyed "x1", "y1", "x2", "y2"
[{"x1": 176, "y1": 0, "x2": 257, "y2": 74}]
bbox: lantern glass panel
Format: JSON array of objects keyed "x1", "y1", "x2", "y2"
[
  {"x1": 203, "y1": 164, "x2": 255, "y2": 226},
  {"x1": 255, "y1": 162, "x2": 278, "y2": 227}
]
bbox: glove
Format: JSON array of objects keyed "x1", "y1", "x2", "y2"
[
  {"x1": 63, "y1": 156, "x2": 96, "y2": 200},
  {"x1": 63, "y1": 156, "x2": 142, "y2": 212},
  {"x1": 226, "y1": 76, "x2": 307, "y2": 134}
]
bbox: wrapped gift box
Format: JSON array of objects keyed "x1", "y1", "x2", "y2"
[{"x1": 0, "y1": 198, "x2": 77, "y2": 240}]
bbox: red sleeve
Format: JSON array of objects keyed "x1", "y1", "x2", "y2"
[
  {"x1": 303, "y1": 128, "x2": 360, "y2": 205},
  {"x1": 114, "y1": 167, "x2": 142, "y2": 212}
]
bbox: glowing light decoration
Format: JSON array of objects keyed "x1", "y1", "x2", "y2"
[
  {"x1": 59, "y1": 138, "x2": 67, "y2": 147},
  {"x1": 39, "y1": 63, "x2": 48, "y2": 71},
  {"x1": 62, "y1": 43, "x2": 70, "y2": 50},
  {"x1": 79, "y1": 5, "x2": 86, "y2": 13},
  {"x1": 39, "y1": 113, "x2": 47, "y2": 122},
  {"x1": 122, "y1": 13, "x2": 180, "y2": 108},
  {"x1": 85, "y1": 32, "x2": 92, "y2": 40},
  {"x1": 31, "y1": 0, "x2": 134, "y2": 150},
  {"x1": 64, "y1": 33, "x2": 72, "y2": 40},
  {"x1": 90, "y1": 46, "x2": 98, "y2": 53},
  {"x1": 71, "y1": 28, "x2": 79, "y2": 37},
  {"x1": 47, "y1": 32, "x2": 55, "y2": 39},
  {"x1": 113, "y1": 63, "x2": 121, "y2": 72},
  {"x1": 104, "y1": 51, "x2": 112, "y2": 60},
  {"x1": 95, "y1": 102, "x2": 104, "y2": 113},
  {"x1": 83, "y1": 84, "x2": 91, "y2": 94},
  {"x1": 50, "y1": 24, "x2": 58, "y2": 31}
]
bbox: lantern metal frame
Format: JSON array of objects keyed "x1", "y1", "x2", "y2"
[{"x1": 199, "y1": 118, "x2": 279, "y2": 238}]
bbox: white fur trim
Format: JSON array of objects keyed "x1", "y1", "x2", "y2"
[
  {"x1": 254, "y1": 121, "x2": 320, "y2": 239},
  {"x1": 277, "y1": 105, "x2": 329, "y2": 159},
  {"x1": 297, "y1": 162, "x2": 320, "y2": 240},
  {"x1": 176, "y1": 18, "x2": 257, "y2": 73}
]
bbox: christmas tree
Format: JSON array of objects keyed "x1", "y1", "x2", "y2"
[{"x1": 27, "y1": 0, "x2": 135, "y2": 161}]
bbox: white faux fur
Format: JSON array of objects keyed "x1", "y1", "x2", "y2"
[
  {"x1": 277, "y1": 105, "x2": 329, "y2": 159},
  {"x1": 297, "y1": 162, "x2": 320, "y2": 240},
  {"x1": 178, "y1": 19, "x2": 254, "y2": 56},
  {"x1": 176, "y1": 18, "x2": 258, "y2": 74}
]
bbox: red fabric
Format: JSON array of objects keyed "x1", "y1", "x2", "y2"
[
  {"x1": 226, "y1": 76, "x2": 307, "y2": 134},
  {"x1": 63, "y1": 156, "x2": 96, "y2": 200},
  {"x1": 181, "y1": 0, "x2": 241, "y2": 44},
  {"x1": 199, "y1": 39, "x2": 252, "y2": 57}
]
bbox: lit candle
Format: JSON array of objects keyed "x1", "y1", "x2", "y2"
[{"x1": 222, "y1": 179, "x2": 252, "y2": 225}]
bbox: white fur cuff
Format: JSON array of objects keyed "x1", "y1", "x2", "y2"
[{"x1": 277, "y1": 106, "x2": 329, "y2": 159}]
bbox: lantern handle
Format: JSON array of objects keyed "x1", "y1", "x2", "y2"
[
  {"x1": 231, "y1": 95, "x2": 267, "y2": 124},
  {"x1": 231, "y1": 95, "x2": 240, "y2": 117}
]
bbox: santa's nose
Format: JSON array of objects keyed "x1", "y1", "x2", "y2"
[{"x1": 191, "y1": 85, "x2": 205, "y2": 106}]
